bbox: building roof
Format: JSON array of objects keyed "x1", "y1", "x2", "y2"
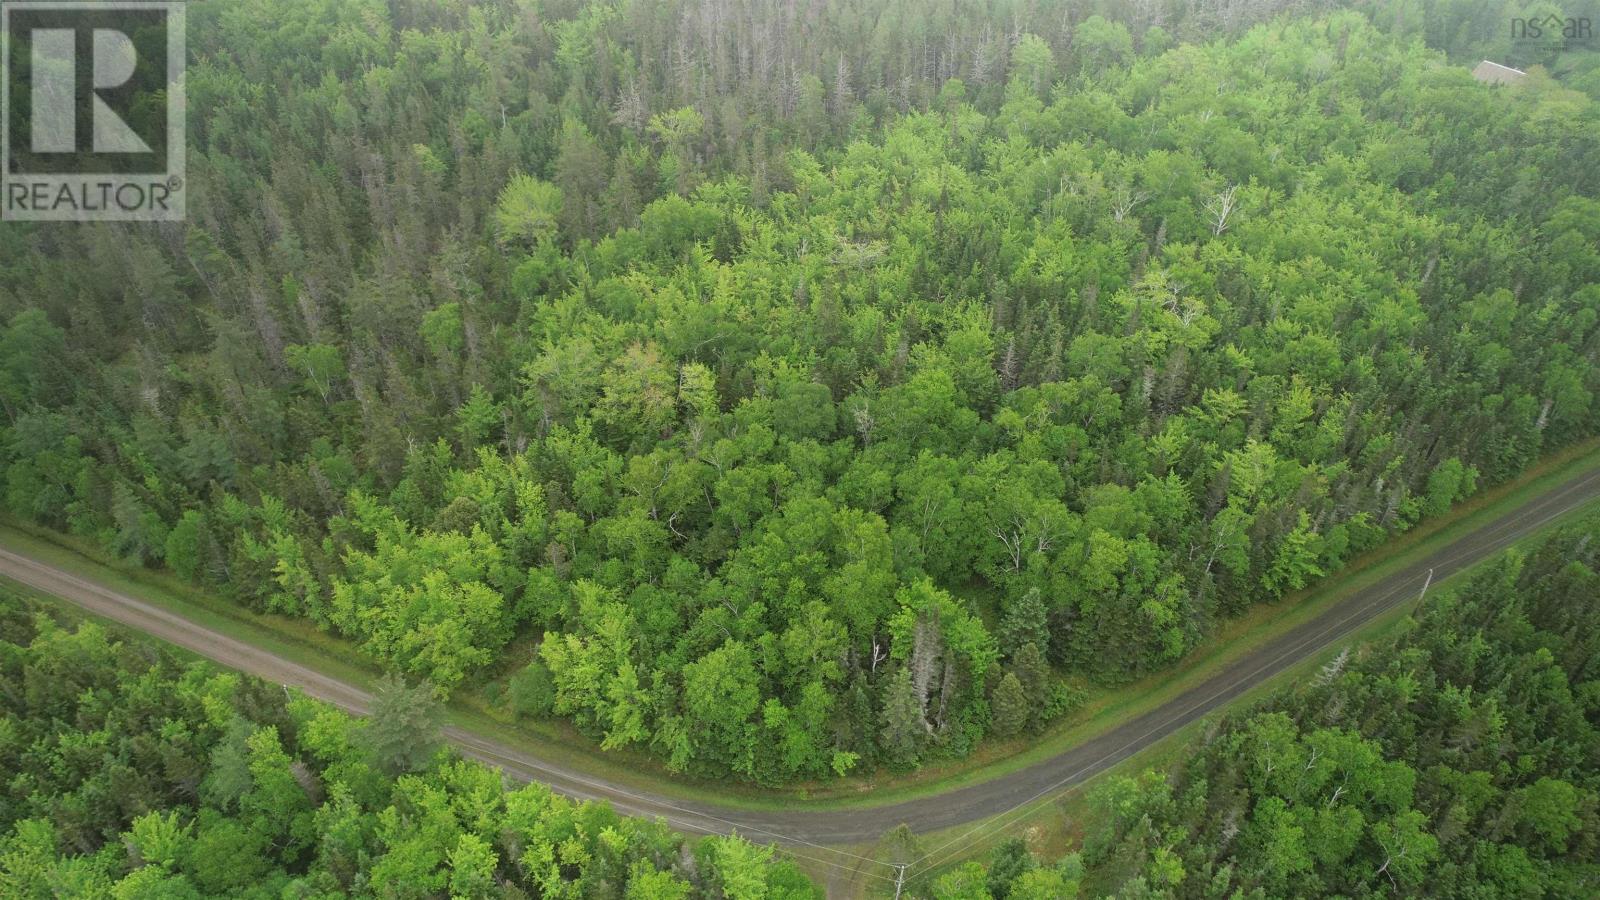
[{"x1": 1472, "y1": 60, "x2": 1526, "y2": 85}]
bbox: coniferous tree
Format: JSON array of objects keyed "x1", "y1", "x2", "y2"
[
  {"x1": 1011, "y1": 642, "x2": 1051, "y2": 731},
  {"x1": 989, "y1": 672, "x2": 1029, "y2": 739},
  {"x1": 1, "y1": 0, "x2": 1598, "y2": 785},
  {"x1": 997, "y1": 588, "x2": 1049, "y2": 657},
  {"x1": 364, "y1": 673, "x2": 443, "y2": 775},
  {"x1": 880, "y1": 668, "x2": 927, "y2": 767}
]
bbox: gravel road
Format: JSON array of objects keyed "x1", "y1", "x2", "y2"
[{"x1": 3, "y1": 464, "x2": 1598, "y2": 886}]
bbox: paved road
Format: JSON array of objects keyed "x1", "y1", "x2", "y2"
[{"x1": 3, "y1": 465, "x2": 1599, "y2": 881}]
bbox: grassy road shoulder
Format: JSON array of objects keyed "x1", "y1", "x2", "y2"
[
  {"x1": 3, "y1": 439, "x2": 1599, "y2": 817},
  {"x1": 834, "y1": 475, "x2": 1600, "y2": 897}
]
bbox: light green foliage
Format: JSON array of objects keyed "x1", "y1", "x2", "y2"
[
  {"x1": 888, "y1": 580, "x2": 999, "y2": 681},
  {"x1": 2, "y1": 0, "x2": 1599, "y2": 787},
  {"x1": 627, "y1": 860, "x2": 692, "y2": 900},
  {"x1": 0, "y1": 593, "x2": 820, "y2": 898},
  {"x1": 284, "y1": 342, "x2": 345, "y2": 402},
  {"x1": 420, "y1": 303, "x2": 464, "y2": 357},
  {"x1": 931, "y1": 861, "x2": 992, "y2": 899},
  {"x1": 1008, "y1": 34, "x2": 1055, "y2": 98},
  {"x1": 0, "y1": 310, "x2": 67, "y2": 418},
  {"x1": 162, "y1": 510, "x2": 206, "y2": 581},
  {"x1": 1073, "y1": 15, "x2": 1134, "y2": 72},
  {"x1": 126, "y1": 811, "x2": 189, "y2": 869},
  {"x1": 447, "y1": 832, "x2": 500, "y2": 899},
  {"x1": 681, "y1": 641, "x2": 763, "y2": 776},
  {"x1": 1009, "y1": 858, "x2": 1081, "y2": 900},
  {"x1": 332, "y1": 503, "x2": 515, "y2": 687},
  {"x1": 1516, "y1": 777, "x2": 1583, "y2": 854},
  {"x1": 494, "y1": 175, "x2": 564, "y2": 248},
  {"x1": 1025, "y1": 521, "x2": 1600, "y2": 896},
  {"x1": 704, "y1": 835, "x2": 773, "y2": 900},
  {"x1": 1423, "y1": 457, "x2": 1477, "y2": 517}
]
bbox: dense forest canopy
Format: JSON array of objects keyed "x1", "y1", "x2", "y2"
[
  {"x1": 0, "y1": 589, "x2": 819, "y2": 898},
  {"x1": 3, "y1": 0, "x2": 1600, "y2": 786},
  {"x1": 927, "y1": 514, "x2": 1600, "y2": 899}
]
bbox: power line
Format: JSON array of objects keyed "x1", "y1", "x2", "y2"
[
  {"x1": 907, "y1": 787, "x2": 1060, "y2": 879},
  {"x1": 778, "y1": 847, "x2": 903, "y2": 885},
  {"x1": 899, "y1": 478, "x2": 1600, "y2": 879}
]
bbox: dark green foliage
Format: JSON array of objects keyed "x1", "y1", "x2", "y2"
[
  {"x1": 364, "y1": 673, "x2": 443, "y2": 775},
  {"x1": 881, "y1": 667, "x2": 929, "y2": 768},
  {"x1": 507, "y1": 657, "x2": 556, "y2": 719},
  {"x1": 882, "y1": 823, "x2": 926, "y2": 868},
  {"x1": 0, "y1": 591, "x2": 818, "y2": 898},
  {"x1": 1010, "y1": 643, "x2": 1051, "y2": 733},
  {"x1": 987, "y1": 838, "x2": 1036, "y2": 899},
  {"x1": 989, "y1": 673, "x2": 1029, "y2": 739},
  {"x1": 1, "y1": 0, "x2": 1599, "y2": 784},
  {"x1": 997, "y1": 590, "x2": 1049, "y2": 660},
  {"x1": 953, "y1": 516, "x2": 1600, "y2": 898}
]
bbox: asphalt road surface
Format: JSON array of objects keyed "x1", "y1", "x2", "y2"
[{"x1": 3, "y1": 464, "x2": 1599, "y2": 881}]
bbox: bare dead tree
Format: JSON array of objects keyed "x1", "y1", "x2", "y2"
[
  {"x1": 1205, "y1": 184, "x2": 1240, "y2": 236},
  {"x1": 853, "y1": 402, "x2": 875, "y2": 445},
  {"x1": 612, "y1": 78, "x2": 647, "y2": 132},
  {"x1": 969, "y1": 26, "x2": 998, "y2": 85},
  {"x1": 1375, "y1": 832, "x2": 1409, "y2": 891},
  {"x1": 999, "y1": 336, "x2": 1019, "y2": 391},
  {"x1": 1316, "y1": 647, "x2": 1350, "y2": 686},
  {"x1": 831, "y1": 56, "x2": 853, "y2": 118},
  {"x1": 908, "y1": 612, "x2": 945, "y2": 732},
  {"x1": 1112, "y1": 186, "x2": 1151, "y2": 223}
]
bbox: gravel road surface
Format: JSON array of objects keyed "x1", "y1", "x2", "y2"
[{"x1": 4, "y1": 465, "x2": 1598, "y2": 884}]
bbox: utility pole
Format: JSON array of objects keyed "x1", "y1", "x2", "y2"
[
  {"x1": 1418, "y1": 567, "x2": 1434, "y2": 602},
  {"x1": 892, "y1": 863, "x2": 908, "y2": 899}
]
